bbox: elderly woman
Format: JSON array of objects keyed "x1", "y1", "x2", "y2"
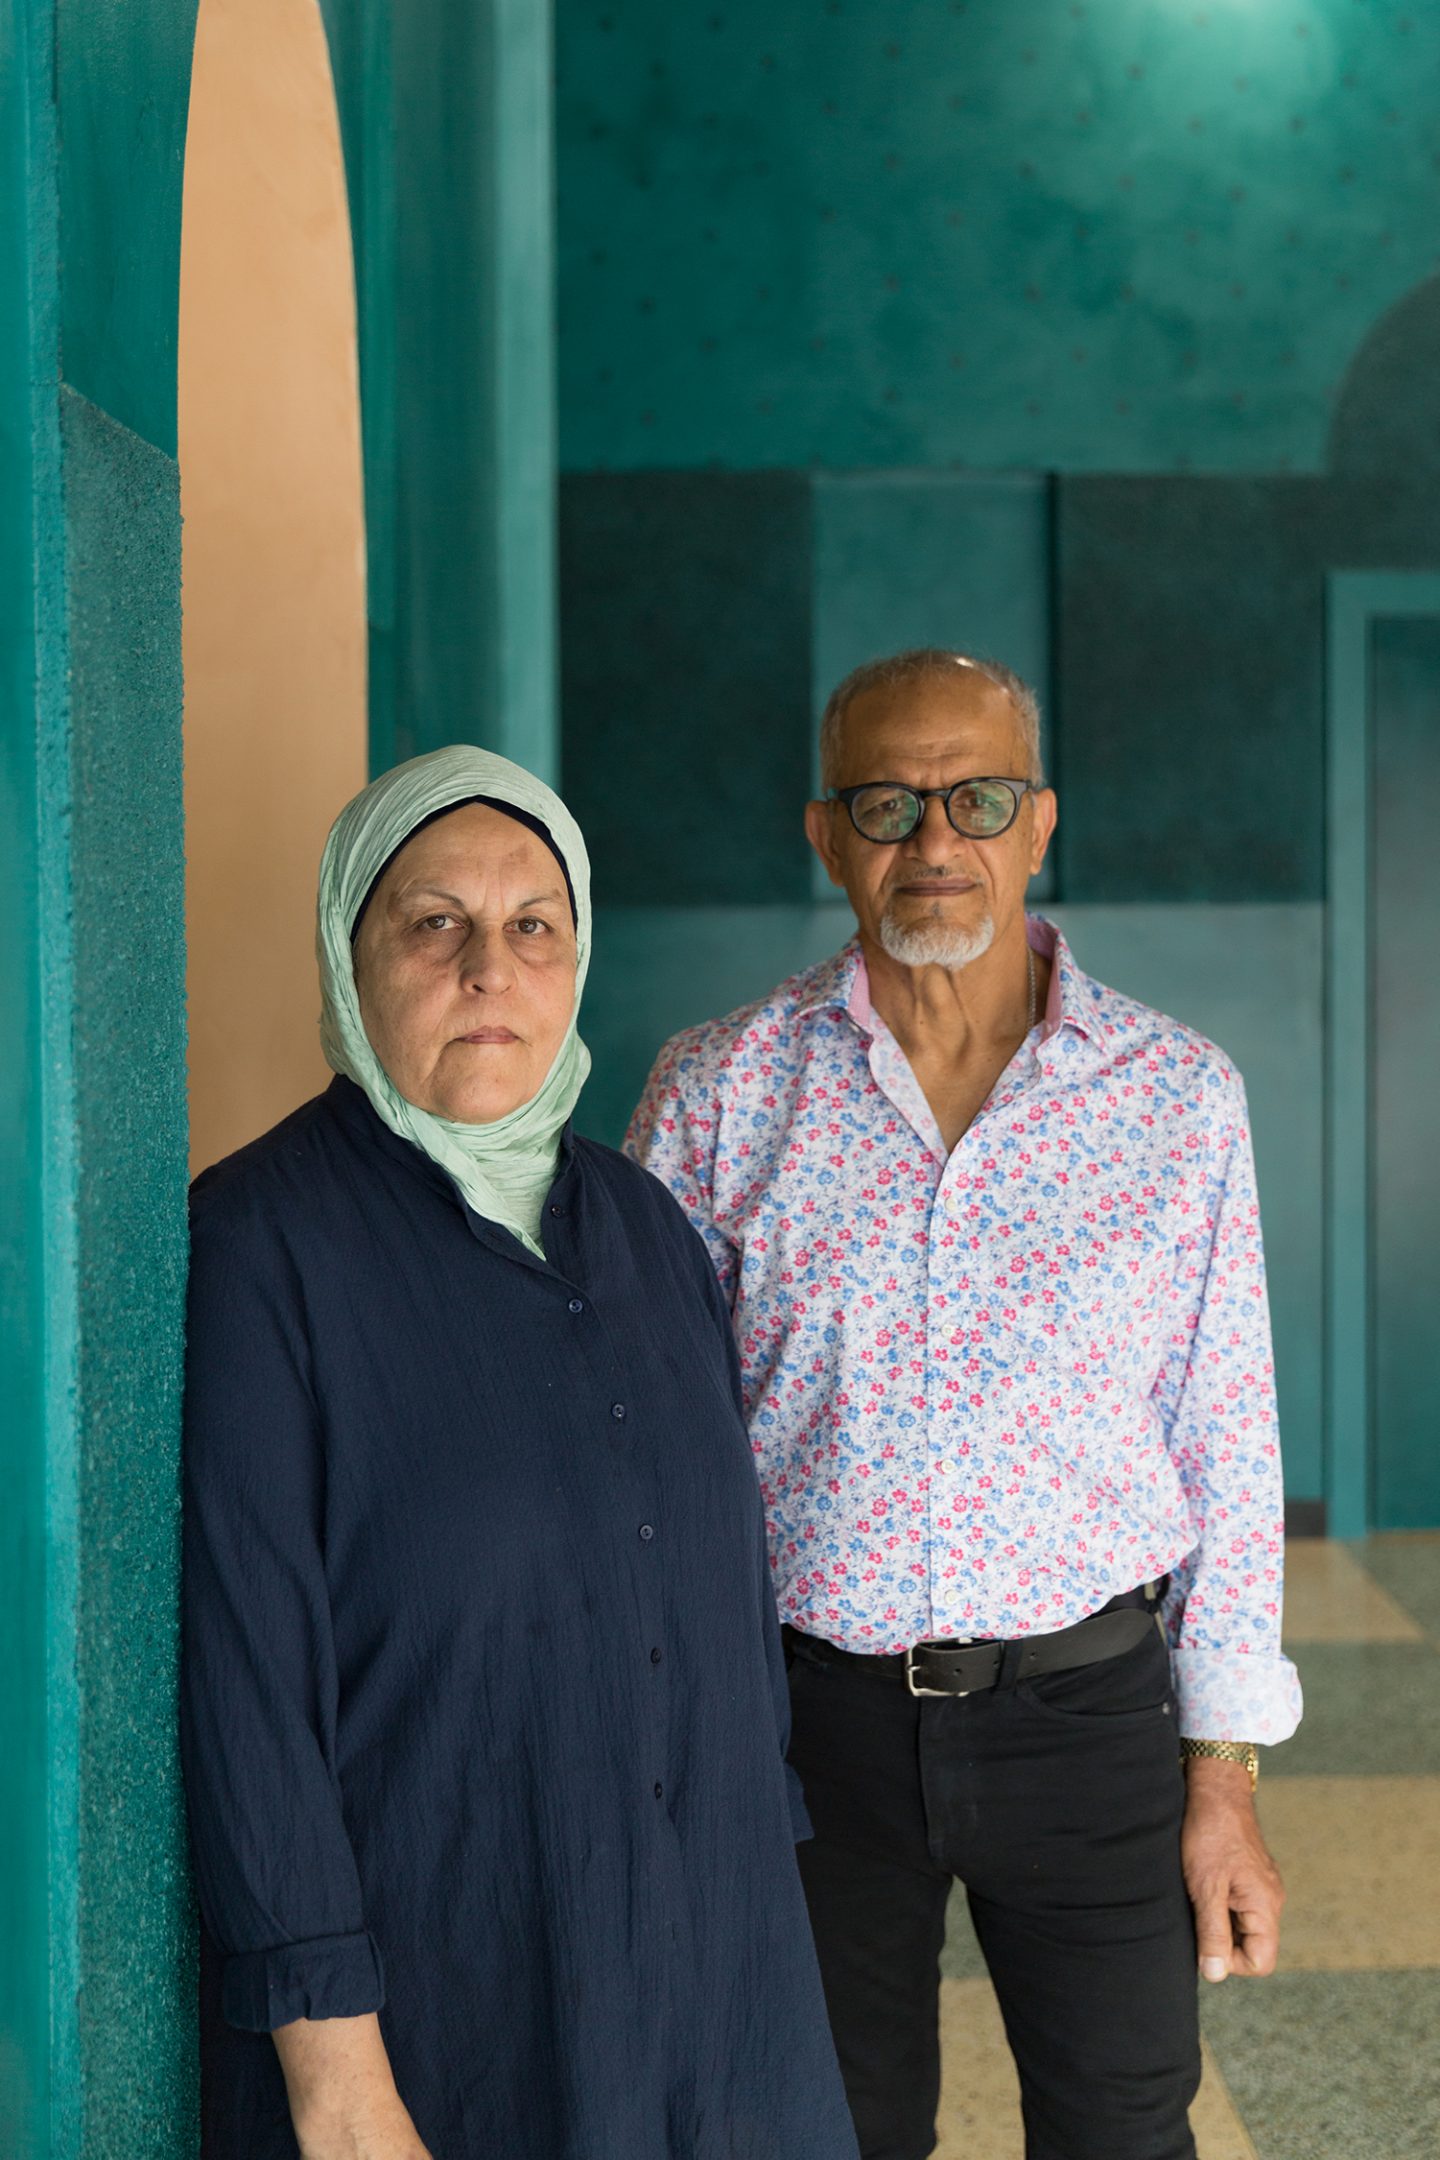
[{"x1": 180, "y1": 748, "x2": 857, "y2": 2160}]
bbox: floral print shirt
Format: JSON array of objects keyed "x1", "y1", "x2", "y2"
[{"x1": 626, "y1": 916, "x2": 1302, "y2": 1744}]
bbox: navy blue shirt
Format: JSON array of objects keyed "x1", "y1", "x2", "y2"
[{"x1": 181, "y1": 1077, "x2": 856, "y2": 2159}]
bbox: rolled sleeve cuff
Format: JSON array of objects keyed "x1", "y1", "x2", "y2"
[
  {"x1": 1171, "y1": 1646, "x2": 1304, "y2": 1747},
  {"x1": 222, "y1": 1929, "x2": 385, "y2": 2033}
]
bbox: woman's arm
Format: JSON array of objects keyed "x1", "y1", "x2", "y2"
[
  {"x1": 273, "y1": 2015, "x2": 431, "y2": 2160},
  {"x1": 181, "y1": 1185, "x2": 418, "y2": 2140}
]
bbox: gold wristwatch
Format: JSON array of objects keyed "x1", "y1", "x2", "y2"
[{"x1": 1179, "y1": 1738, "x2": 1259, "y2": 1792}]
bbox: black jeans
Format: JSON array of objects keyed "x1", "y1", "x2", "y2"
[{"x1": 786, "y1": 1618, "x2": 1200, "y2": 2160}]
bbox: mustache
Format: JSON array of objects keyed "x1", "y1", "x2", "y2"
[{"x1": 890, "y1": 865, "x2": 977, "y2": 882}]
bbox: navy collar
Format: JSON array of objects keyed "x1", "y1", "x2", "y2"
[{"x1": 322, "y1": 1075, "x2": 580, "y2": 1276}]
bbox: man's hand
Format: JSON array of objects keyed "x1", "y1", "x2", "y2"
[
  {"x1": 1181, "y1": 1756, "x2": 1285, "y2": 1982},
  {"x1": 273, "y1": 2013, "x2": 434, "y2": 2159}
]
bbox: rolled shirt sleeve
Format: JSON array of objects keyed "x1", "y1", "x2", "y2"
[
  {"x1": 1152, "y1": 1075, "x2": 1303, "y2": 1745},
  {"x1": 181, "y1": 1185, "x2": 385, "y2": 2031}
]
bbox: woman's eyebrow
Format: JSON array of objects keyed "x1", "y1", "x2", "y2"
[
  {"x1": 391, "y1": 883, "x2": 566, "y2": 912},
  {"x1": 391, "y1": 882, "x2": 467, "y2": 911}
]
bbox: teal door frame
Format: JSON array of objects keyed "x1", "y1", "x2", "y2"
[{"x1": 1324, "y1": 570, "x2": 1440, "y2": 1538}]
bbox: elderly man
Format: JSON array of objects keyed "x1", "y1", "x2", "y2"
[{"x1": 627, "y1": 648, "x2": 1301, "y2": 2160}]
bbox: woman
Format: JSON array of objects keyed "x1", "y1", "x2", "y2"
[{"x1": 180, "y1": 747, "x2": 858, "y2": 2160}]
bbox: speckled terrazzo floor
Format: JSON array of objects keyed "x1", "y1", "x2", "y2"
[{"x1": 932, "y1": 1534, "x2": 1440, "y2": 2159}]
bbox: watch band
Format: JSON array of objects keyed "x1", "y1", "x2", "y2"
[{"x1": 1180, "y1": 1738, "x2": 1259, "y2": 1792}]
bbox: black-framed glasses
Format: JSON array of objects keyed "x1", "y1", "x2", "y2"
[{"x1": 829, "y1": 777, "x2": 1037, "y2": 843}]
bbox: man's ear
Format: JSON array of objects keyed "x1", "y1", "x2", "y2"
[
  {"x1": 1028, "y1": 788, "x2": 1058, "y2": 878},
  {"x1": 804, "y1": 799, "x2": 846, "y2": 890}
]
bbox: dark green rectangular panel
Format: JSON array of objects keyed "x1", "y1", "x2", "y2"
[
  {"x1": 1056, "y1": 474, "x2": 1440, "y2": 902},
  {"x1": 560, "y1": 471, "x2": 813, "y2": 904},
  {"x1": 1056, "y1": 477, "x2": 1326, "y2": 901},
  {"x1": 1371, "y1": 614, "x2": 1440, "y2": 1529}
]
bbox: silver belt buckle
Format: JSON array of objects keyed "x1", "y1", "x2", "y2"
[{"x1": 905, "y1": 1637, "x2": 975, "y2": 1698}]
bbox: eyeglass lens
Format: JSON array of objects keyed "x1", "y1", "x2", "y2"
[{"x1": 848, "y1": 781, "x2": 1020, "y2": 841}]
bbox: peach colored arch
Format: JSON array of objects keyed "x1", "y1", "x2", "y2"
[{"x1": 180, "y1": 0, "x2": 368, "y2": 1175}]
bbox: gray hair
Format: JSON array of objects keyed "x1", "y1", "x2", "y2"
[{"x1": 818, "y1": 647, "x2": 1045, "y2": 790}]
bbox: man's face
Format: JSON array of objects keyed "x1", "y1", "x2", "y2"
[{"x1": 804, "y1": 671, "x2": 1057, "y2": 968}]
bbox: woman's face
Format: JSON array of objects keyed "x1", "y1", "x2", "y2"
[{"x1": 353, "y1": 802, "x2": 578, "y2": 1124}]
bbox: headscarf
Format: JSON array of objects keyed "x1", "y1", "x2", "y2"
[{"x1": 317, "y1": 745, "x2": 591, "y2": 1257}]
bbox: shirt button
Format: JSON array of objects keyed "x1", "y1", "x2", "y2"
[
  {"x1": 568, "y1": 1297, "x2": 584, "y2": 1315},
  {"x1": 650, "y1": 1646, "x2": 663, "y2": 1665},
  {"x1": 653, "y1": 1781, "x2": 664, "y2": 1800},
  {"x1": 611, "y1": 1402, "x2": 627, "y2": 1421},
  {"x1": 935, "y1": 1458, "x2": 951, "y2": 1474},
  {"x1": 549, "y1": 1204, "x2": 565, "y2": 1217},
  {"x1": 638, "y1": 1524, "x2": 654, "y2": 1542}
]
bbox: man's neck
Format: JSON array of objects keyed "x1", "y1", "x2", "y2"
[
  {"x1": 861, "y1": 921, "x2": 1041, "y2": 1062},
  {"x1": 858, "y1": 921, "x2": 1051, "y2": 1154}
]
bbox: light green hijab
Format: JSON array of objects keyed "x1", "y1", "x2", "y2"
[{"x1": 317, "y1": 745, "x2": 592, "y2": 1257}]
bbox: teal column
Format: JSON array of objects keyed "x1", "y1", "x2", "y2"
[
  {"x1": 1, "y1": 1, "x2": 198, "y2": 2151},
  {"x1": 0, "y1": 6, "x2": 66, "y2": 2153},
  {"x1": 493, "y1": 0, "x2": 558, "y2": 785},
  {"x1": 321, "y1": 0, "x2": 557, "y2": 786}
]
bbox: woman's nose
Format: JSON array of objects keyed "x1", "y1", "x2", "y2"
[{"x1": 460, "y1": 925, "x2": 515, "y2": 991}]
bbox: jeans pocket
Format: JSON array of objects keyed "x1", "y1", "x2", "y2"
[{"x1": 1015, "y1": 1623, "x2": 1176, "y2": 1731}]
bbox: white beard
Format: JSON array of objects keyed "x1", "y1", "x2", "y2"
[{"x1": 878, "y1": 902, "x2": 995, "y2": 972}]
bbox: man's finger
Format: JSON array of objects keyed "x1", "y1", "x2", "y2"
[
  {"x1": 1232, "y1": 1905, "x2": 1281, "y2": 1978},
  {"x1": 1193, "y1": 1881, "x2": 1233, "y2": 1983}
]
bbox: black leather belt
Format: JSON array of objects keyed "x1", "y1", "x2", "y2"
[{"x1": 785, "y1": 1580, "x2": 1167, "y2": 1700}]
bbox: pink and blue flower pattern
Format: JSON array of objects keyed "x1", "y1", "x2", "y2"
[{"x1": 627, "y1": 917, "x2": 1302, "y2": 1744}]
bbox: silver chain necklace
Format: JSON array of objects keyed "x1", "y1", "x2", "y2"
[{"x1": 1027, "y1": 942, "x2": 1038, "y2": 1033}]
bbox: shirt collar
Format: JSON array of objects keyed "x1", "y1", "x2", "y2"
[
  {"x1": 792, "y1": 916, "x2": 1114, "y2": 1053},
  {"x1": 1029, "y1": 915, "x2": 1114, "y2": 1051},
  {"x1": 793, "y1": 939, "x2": 865, "y2": 1022}
]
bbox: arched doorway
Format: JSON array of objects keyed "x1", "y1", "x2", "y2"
[{"x1": 179, "y1": 0, "x2": 368, "y2": 1176}]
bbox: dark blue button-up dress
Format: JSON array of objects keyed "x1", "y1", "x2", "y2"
[{"x1": 181, "y1": 1077, "x2": 857, "y2": 2159}]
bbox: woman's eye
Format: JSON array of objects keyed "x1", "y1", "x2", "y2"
[{"x1": 418, "y1": 914, "x2": 457, "y2": 933}]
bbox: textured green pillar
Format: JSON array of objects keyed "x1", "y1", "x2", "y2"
[
  {"x1": 0, "y1": 0, "x2": 199, "y2": 2151},
  {"x1": 0, "y1": 7, "x2": 64, "y2": 2152},
  {"x1": 321, "y1": 0, "x2": 558, "y2": 785}
]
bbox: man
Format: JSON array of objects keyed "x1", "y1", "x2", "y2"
[{"x1": 627, "y1": 648, "x2": 1301, "y2": 2160}]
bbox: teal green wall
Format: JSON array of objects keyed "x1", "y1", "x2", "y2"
[
  {"x1": 557, "y1": 0, "x2": 1440, "y2": 474},
  {"x1": 55, "y1": 3, "x2": 197, "y2": 457},
  {"x1": 321, "y1": 0, "x2": 558, "y2": 781},
  {"x1": 0, "y1": 0, "x2": 198, "y2": 2152},
  {"x1": 557, "y1": 0, "x2": 1440, "y2": 1520}
]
